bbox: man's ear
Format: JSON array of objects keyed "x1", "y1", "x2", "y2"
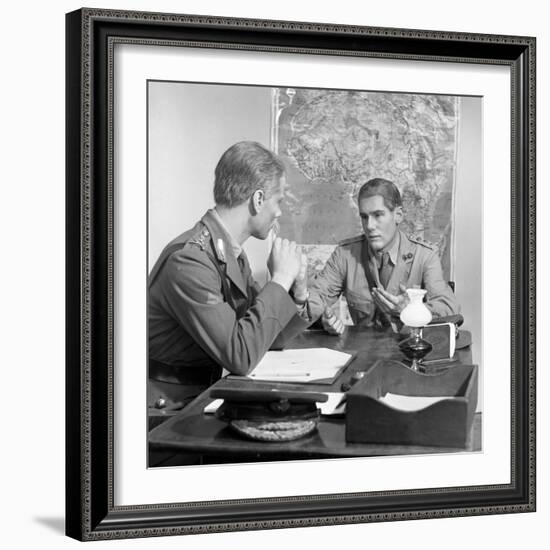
[
  {"x1": 394, "y1": 205, "x2": 404, "y2": 224},
  {"x1": 251, "y1": 189, "x2": 264, "y2": 215}
]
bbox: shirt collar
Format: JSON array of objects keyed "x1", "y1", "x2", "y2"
[
  {"x1": 373, "y1": 229, "x2": 400, "y2": 267},
  {"x1": 211, "y1": 208, "x2": 242, "y2": 259}
]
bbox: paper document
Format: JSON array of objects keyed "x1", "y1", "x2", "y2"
[
  {"x1": 204, "y1": 392, "x2": 346, "y2": 416},
  {"x1": 379, "y1": 392, "x2": 456, "y2": 412},
  {"x1": 204, "y1": 399, "x2": 223, "y2": 414},
  {"x1": 247, "y1": 348, "x2": 352, "y2": 383},
  {"x1": 318, "y1": 392, "x2": 347, "y2": 415}
]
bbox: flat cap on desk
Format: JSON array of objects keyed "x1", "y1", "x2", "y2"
[{"x1": 210, "y1": 387, "x2": 328, "y2": 442}]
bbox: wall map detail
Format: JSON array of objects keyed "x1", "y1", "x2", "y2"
[{"x1": 272, "y1": 88, "x2": 459, "y2": 280}]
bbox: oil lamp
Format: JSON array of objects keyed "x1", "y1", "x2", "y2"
[{"x1": 398, "y1": 288, "x2": 433, "y2": 371}]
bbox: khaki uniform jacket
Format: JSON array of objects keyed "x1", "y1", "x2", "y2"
[
  {"x1": 148, "y1": 209, "x2": 308, "y2": 375},
  {"x1": 308, "y1": 229, "x2": 458, "y2": 327}
]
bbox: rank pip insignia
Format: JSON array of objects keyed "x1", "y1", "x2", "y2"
[{"x1": 189, "y1": 227, "x2": 210, "y2": 251}]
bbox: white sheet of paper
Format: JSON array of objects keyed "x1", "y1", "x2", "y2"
[
  {"x1": 203, "y1": 392, "x2": 346, "y2": 416},
  {"x1": 318, "y1": 392, "x2": 347, "y2": 415},
  {"x1": 449, "y1": 323, "x2": 456, "y2": 357},
  {"x1": 246, "y1": 348, "x2": 351, "y2": 382},
  {"x1": 204, "y1": 398, "x2": 223, "y2": 414},
  {"x1": 379, "y1": 392, "x2": 456, "y2": 412}
]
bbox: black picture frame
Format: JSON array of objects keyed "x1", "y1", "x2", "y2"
[{"x1": 65, "y1": 7, "x2": 536, "y2": 541}]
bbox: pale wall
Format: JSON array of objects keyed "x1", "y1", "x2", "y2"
[
  {"x1": 148, "y1": 81, "x2": 271, "y2": 277},
  {"x1": 455, "y1": 97, "x2": 483, "y2": 365}
]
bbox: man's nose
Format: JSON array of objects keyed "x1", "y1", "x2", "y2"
[{"x1": 366, "y1": 216, "x2": 377, "y2": 231}]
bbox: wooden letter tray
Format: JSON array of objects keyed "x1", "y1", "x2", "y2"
[{"x1": 346, "y1": 360, "x2": 478, "y2": 448}]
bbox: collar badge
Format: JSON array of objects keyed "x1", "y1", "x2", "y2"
[{"x1": 216, "y1": 238, "x2": 226, "y2": 262}]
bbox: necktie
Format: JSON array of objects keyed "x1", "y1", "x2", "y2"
[
  {"x1": 237, "y1": 252, "x2": 253, "y2": 314},
  {"x1": 237, "y1": 252, "x2": 249, "y2": 279},
  {"x1": 237, "y1": 252, "x2": 253, "y2": 293},
  {"x1": 379, "y1": 251, "x2": 392, "y2": 289}
]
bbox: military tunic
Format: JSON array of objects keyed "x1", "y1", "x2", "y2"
[
  {"x1": 149, "y1": 209, "x2": 308, "y2": 377},
  {"x1": 307, "y1": 229, "x2": 459, "y2": 327}
]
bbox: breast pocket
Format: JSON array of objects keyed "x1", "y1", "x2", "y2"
[{"x1": 345, "y1": 289, "x2": 374, "y2": 326}]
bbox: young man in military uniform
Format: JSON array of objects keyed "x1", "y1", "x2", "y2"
[
  {"x1": 148, "y1": 141, "x2": 310, "y2": 414},
  {"x1": 306, "y1": 178, "x2": 459, "y2": 334}
]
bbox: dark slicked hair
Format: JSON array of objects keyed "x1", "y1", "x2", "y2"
[
  {"x1": 357, "y1": 178, "x2": 402, "y2": 211},
  {"x1": 213, "y1": 141, "x2": 285, "y2": 208}
]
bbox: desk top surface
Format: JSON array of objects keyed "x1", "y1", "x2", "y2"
[{"x1": 149, "y1": 327, "x2": 479, "y2": 462}]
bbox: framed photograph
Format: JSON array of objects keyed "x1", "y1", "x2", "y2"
[{"x1": 66, "y1": 8, "x2": 535, "y2": 541}]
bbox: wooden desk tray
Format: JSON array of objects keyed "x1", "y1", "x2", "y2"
[{"x1": 346, "y1": 360, "x2": 478, "y2": 448}]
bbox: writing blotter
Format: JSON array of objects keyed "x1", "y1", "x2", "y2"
[{"x1": 235, "y1": 348, "x2": 354, "y2": 384}]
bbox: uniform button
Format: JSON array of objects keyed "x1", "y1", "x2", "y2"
[{"x1": 154, "y1": 397, "x2": 166, "y2": 409}]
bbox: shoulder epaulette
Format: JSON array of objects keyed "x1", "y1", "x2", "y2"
[
  {"x1": 338, "y1": 234, "x2": 365, "y2": 247},
  {"x1": 187, "y1": 225, "x2": 211, "y2": 251},
  {"x1": 407, "y1": 233, "x2": 437, "y2": 250}
]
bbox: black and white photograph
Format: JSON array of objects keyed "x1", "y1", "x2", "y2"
[{"x1": 147, "y1": 81, "x2": 482, "y2": 467}]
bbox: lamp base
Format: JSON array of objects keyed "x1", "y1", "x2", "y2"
[{"x1": 398, "y1": 327, "x2": 433, "y2": 372}]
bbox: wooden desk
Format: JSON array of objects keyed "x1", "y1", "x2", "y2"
[{"x1": 149, "y1": 326, "x2": 479, "y2": 465}]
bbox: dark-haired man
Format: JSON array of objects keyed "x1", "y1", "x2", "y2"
[
  {"x1": 148, "y1": 141, "x2": 309, "y2": 410},
  {"x1": 307, "y1": 178, "x2": 459, "y2": 334}
]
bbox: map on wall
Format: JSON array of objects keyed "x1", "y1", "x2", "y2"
[{"x1": 272, "y1": 88, "x2": 459, "y2": 281}]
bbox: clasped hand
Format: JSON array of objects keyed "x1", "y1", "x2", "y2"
[
  {"x1": 291, "y1": 253, "x2": 308, "y2": 302},
  {"x1": 267, "y1": 237, "x2": 305, "y2": 292},
  {"x1": 321, "y1": 308, "x2": 345, "y2": 335}
]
